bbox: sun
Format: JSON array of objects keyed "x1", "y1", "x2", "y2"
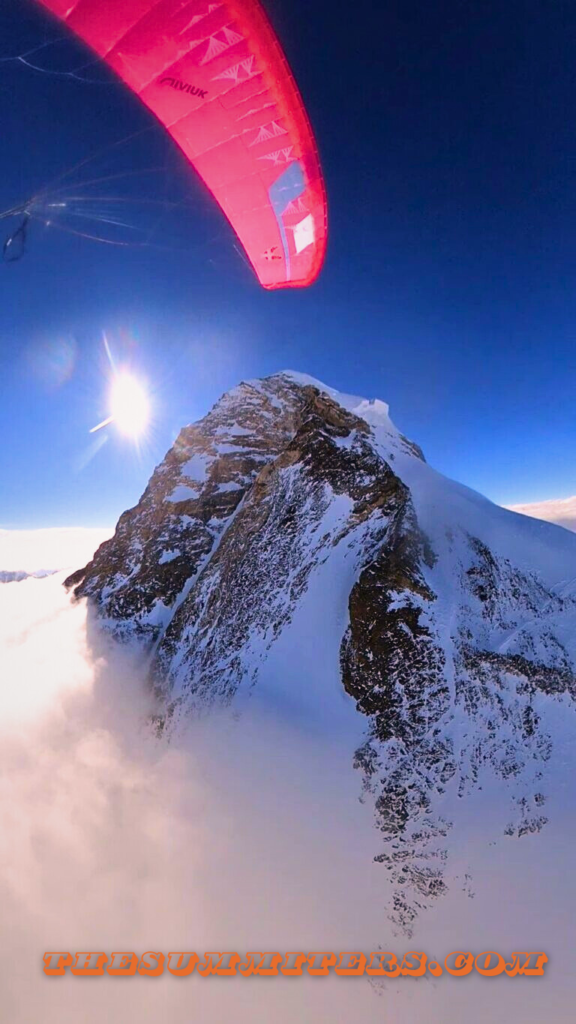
[
  {"x1": 87, "y1": 366, "x2": 150, "y2": 438},
  {"x1": 109, "y1": 372, "x2": 150, "y2": 438}
]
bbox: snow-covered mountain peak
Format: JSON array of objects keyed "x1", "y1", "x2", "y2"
[
  {"x1": 273, "y1": 369, "x2": 394, "y2": 429},
  {"x1": 64, "y1": 369, "x2": 576, "y2": 935}
]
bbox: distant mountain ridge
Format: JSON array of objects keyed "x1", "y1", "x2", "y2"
[{"x1": 64, "y1": 370, "x2": 576, "y2": 933}]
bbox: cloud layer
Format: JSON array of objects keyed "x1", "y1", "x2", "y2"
[
  {"x1": 506, "y1": 496, "x2": 576, "y2": 532},
  {"x1": 0, "y1": 570, "x2": 575, "y2": 1022},
  {"x1": 0, "y1": 527, "x2": 113, "y2": 574}
]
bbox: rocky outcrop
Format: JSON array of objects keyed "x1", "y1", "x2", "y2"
[{"x1": 66, "y1": 374, "x2": 314, "y2": 643}]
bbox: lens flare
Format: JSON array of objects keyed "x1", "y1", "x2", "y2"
[{"x1": 109, "y1": 372, "x2": 149, "y2": 438}]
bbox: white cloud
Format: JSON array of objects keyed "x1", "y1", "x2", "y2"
[
  {"x1": 0, "y1": 575, "x2": 575, "y2": 1021},
  {"x1": 0, "y1": 527, "x2": 113, "y2": 574},
  {"x1": 506, "y1": 496, "x2": 576, "y2": 532}
]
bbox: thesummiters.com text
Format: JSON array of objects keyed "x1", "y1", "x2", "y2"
[{"x1": 43, "y1": 951, "x2": 548, "y2": 978}]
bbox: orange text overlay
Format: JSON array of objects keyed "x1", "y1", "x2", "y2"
[{"x1": 43, "y1": 951, "x2": 548, "y2": 978}]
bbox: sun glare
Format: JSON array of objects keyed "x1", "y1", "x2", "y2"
[{"x1": 109, "y1": 372, "x2": 150, "y2": 438}]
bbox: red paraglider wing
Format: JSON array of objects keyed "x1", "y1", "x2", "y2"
[{"x1": 35, "y1": 0, "x2": 327, "y2": 289}]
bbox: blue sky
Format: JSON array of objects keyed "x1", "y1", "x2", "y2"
[{"x1": 0, "y1": 0, "x2": 575, "y2": 529}]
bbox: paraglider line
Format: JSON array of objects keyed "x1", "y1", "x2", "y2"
[
  {"x1": 3, "y1": 212, "x2": 30, "y2": 262},
  {"x1": 31, "y1": 126, "x2": 160, "y2": 202},
  {"x1": 36, "y1": 166, "x2": 169, "y2": 201},
  {"x1": 31, "y1": 216, "x2": 147, "y2": 248},
  {"x1": 0, "y1": 37, "x2": 116, "y2": 84}
]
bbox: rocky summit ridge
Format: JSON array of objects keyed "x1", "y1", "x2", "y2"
[{"x1": 65, "y1": 370, "x2": 576, "y2": 933}]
